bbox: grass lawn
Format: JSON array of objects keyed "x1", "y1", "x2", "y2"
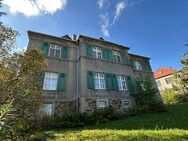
[{"x1": 46, "y1": 103, "x2": 188, "y2": 141}]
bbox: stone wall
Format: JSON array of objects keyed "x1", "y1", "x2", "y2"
[{"x1": 54, "y1": 101, "x2": 76, "y2": 117}]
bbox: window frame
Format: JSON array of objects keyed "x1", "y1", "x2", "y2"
[
  {"x1": 94, "y1": 72, "x2": 105, "y2": 90},
  {"x1": 117, "y1": 75, "x2": 128, "y2": 91},
  {"x1": 134, "y1": 61, "x2": 142, "y2": 70},
  {"x1": 48, "y1": 44, "x2": 61, "y2": 58},
  {"x1": 122, "y1": 100, "x2": 131, "y2": 108},
  {"x1": 113, "y1": 50, "x2": 121, "y2": 63},
  {"x1": 97, "y1": 100, "x2": 108, "y2": 109},
  {"x1": 92, "y1": 47, "x2": 102, "y2": 59},
  {"x1": 43, "y1": 72, "x2": 59, "y2": 90},
  {"x1": 41, "y1": 104, "x2": 53, "y2": 116},
  {"x1": 165, "y1": 77, "x2": 172, "y2": 85}
]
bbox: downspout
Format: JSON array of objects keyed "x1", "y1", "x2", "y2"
[{"x1": 76, "y1": 39, "x2": 80, "y2": 114}]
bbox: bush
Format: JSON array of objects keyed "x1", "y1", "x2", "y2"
[
  {"x1": 161, "y1": 90, "x2": 188, "y2": 104},
  {"x1": 48, "y1": 107, "x2": 123, "y2": 129}
]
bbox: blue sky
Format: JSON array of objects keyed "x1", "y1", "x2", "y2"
[{"x1": 1, "y1": 0, "x2": 188, "y2": 71}]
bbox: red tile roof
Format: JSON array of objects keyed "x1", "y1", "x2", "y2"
[{"x1": 154, "y1": 68, "x2": 177, "y2": 79}]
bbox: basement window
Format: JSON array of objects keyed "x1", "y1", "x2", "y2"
[
  {"x1": 97, "y1": 100, "x2": 108, "y2": 109},
  {"x1": 122, "y1": 100, "x2": 131, "y2": 108}
]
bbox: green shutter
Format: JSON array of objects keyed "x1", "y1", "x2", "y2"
[
  {"x1": 122, "y1": 53, "x2": 129, "y2": 64},
  {"x1": 86, "y1": 43, "x2": 92, "y2": 57},
  {"x1": 42, "y1": 41, "x2": 49, "y2": 56},
  {"x1": 87, "y1": 71, "x2": 94, "y2": 89},
  {"x1": 61, "y1": 46, "x2": 68, "y2": 59},
  {"x1": 58, "y1": 73, "x2": 66, "y2": 91},
  {"x1": 126, "y1": 75, "x2": 134, "y2": 92},
  {"x1": 105, "y1": 73, "x2": 113, "y2": 90},
  {"x1": 108, "y1": 49, "x2": 113, "y2": 61},
  {"x1": 112, "y1": 74, "x2": 119, "y2": 91},
  {"x1": 102, "y1": 48, "x2": 108, "y2": 60}
]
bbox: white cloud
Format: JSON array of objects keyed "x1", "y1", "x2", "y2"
[
  {"x1": 3, "y1": 0, "x2": 67, "y2": 17},
  {"x1": 113, "y1": 1, "x2": 126, "y2": 24},
  {"x1": 100, "y1": 13, "x2": 110, "y2": 37},
  {"x1": 97, "y1": 0, "x2": 108, "y2": 9}
]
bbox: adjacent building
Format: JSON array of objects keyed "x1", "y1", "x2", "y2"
[
  {"x1": 27, "y1": 31, "x2": 158, "y2": 117},
  {"x1": 154, "y1": 68, "x2": 176, "y2": 91}
]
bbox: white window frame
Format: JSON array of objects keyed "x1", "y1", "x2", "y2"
[
  {"x1": 92, "y1": 47, "x2": 102, "y2": 59},
  {"x1": 122, "y1": 100, "x2": 131, "y2": 108},
  {"x1": 134, "y1": 61, "x2": 142, "y2": 70},
  {"x1": 48, "y1": 44, "x2": 61, "y2": 58},
  {"x1": 94, "y1": 73, "x2": 105, "y2": 89},
  {"x1": 42, "y1": 104, "x2": 53, "y2": 116},
  {"x1": 97, "y1": 100, "x2": 108, "y2": 109},
  {"x1": 117, "y1": 75, "x2": 127, "y2": 91},
  {"x1": 43, "y1": 72, "x2": 59, "y2": 90},
  {"x1": 113, "y1": 51, "x2": 121, "y2": 63}
]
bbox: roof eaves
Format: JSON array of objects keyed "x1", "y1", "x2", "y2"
[{"x1": 79, "y1": 35, "x2": 130, "y2": 50}]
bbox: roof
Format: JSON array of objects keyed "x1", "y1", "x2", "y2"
[
  {"x1": 79, "y1": 34, "x2": 130, "y2": 50},
  {"x1": 129, "y1": 53, "x2": 150, "y2": 60},
  {"x1": 28, "y1": 30, "x2": 76, "y2": 43},
  {"x1": 154, "y1": 68, "x2": 177, "y2": 79}
]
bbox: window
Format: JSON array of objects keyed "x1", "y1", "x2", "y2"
[
  {"x1": 113, "y1": 51, "x2": 121, "y2": 63},
  {"x1": 117, "y1": 75, "x2": 127, "y2": 90},
  {"x1": 42, "y1": 104, "x2": 53, "y2": 116},
  {"x1": 49, "y1": 44, "x2": 61, "y2": 58},
  {"x1": 97, "y1": 100, "x2": 107, "y2": 108},
  {"x1": 156, "y1": 80, "x2": 161, "y2": 87},
  {"x1": 134, "y1": 61, "x2": 142, "y2": 70},
  {"x1": 93, "y1": 47, "x2": 102, "y2": 59},
  {"x1": 165, "y1": 77, "x2": 172, "y2": 84},
  {"x1": 43, "y1": 72, "x2": 58, "y2": 90},
  {"x1": 122, "y1": 100, "x2": 131, "y2": 108},
  {"x1": 94, "y1": 73, "x2": 105, "y2": 89}
]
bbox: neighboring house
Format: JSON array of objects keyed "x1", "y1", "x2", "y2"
[
  {"x1": 154, "y1": 68, "x2": 177, "y2": 91},
  {"x1": 27, "y1": 31, "x2": 158, "y2": 117}
]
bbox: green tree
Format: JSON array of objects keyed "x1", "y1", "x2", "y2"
[
  {"x1": 0, "y1": 23, "x2": 47, "y2": 140},
  {"x1": 131, "y1": 78, "x2": 165, "y2": 113}
]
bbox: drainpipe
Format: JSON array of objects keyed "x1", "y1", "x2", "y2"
[{"x1": 76, "y1": 39, "x2": 80, "y2": 114}]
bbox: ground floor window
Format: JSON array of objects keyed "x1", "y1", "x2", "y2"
[
  {"x1": 97, "y1": 100, "x2": 108, "y2": 108},
  {"x1": 42, "y1": 104, "x2": 53, "y2": 116},
  {"x1": 122, "y1": 100, "x2": 131, "y2": 108}
]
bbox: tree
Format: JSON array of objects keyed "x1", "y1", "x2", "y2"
[
  {"x1": 131, "y1": 78, "x2": 165, "y2": 113},
  {"x1": 0, "y1": 0, "x2": 6, "y2": 17},
  {"x1": 0, "y1": 23, "x2": 47, "y2": 140}
]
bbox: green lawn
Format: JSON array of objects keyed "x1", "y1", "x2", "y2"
[{"x1": 46, "y1": 103, "x2": 188, "y2": 141}]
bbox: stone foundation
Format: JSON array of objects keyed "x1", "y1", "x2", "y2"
[{"x1": 54, "y1": 101, "x2": 76, "y2": 117}]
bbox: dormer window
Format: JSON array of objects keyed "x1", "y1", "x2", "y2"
[
  {"x1": 113, "y1": 51, "x2": 121, "y2": 63},
  {"x1": 93, "y1": 47, "x2": 102, "y2": 59},
  {"x1": 49, "y1": 44, "x2": 61, "y2": 58}
]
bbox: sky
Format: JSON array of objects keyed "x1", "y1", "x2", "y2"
[{"x1": 1, "y1": 0, "x2": 188, "y2": 71}]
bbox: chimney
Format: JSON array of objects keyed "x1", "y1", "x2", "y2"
[{"x1": 72, "y1": 34, "x2": 77, "y2": 41}]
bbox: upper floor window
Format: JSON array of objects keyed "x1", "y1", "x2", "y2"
[
  {"x1": 156, "y1": 80, "x2": 161, "y2": 87},
  {"x1": 165, "y1": 77, "x2": 172, "y2": 84},
  {"x1": 134, "y1": 61, "x2": 142, "y2": 70},
  {"x1": 43, "y1": 72, "x2": 58, "y2": 90},
  {"x1": 117, "y1": 75, "x2": 127, "y2": 90},
  {"x1": 94, "y1": 73, "x2": 105, "y2": 89},
  {"x1": 49, "y1": 44, "x2": 61, "y2": 58},
  {"x1": 113, "y1": 51, "x2": 121, "y2": 63},
  {"x1": 93, "y1": 47, "x2": 102, "y2": 59}
]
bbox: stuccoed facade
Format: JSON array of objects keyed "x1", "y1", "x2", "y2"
[{"x1": 27, "y1": 31, "x2": 158, "y2": 117}]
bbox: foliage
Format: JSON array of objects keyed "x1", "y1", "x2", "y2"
[
  {"x1": 0, "y1": 22, "x2": 47, "y2": 140},
  {"x1": 131, "y1": 78, "x2": 165, "y2": 113},
  {"x1": 161, "y1": 89, "x2": 188, "y2": 104},
  {"x1": 48, "y1": 107, "x2": 123, "y2": 129}
]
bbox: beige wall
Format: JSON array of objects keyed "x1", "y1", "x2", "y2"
[{"x1": 156, "y1": 74, "x2": 173, "y2": 91}]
